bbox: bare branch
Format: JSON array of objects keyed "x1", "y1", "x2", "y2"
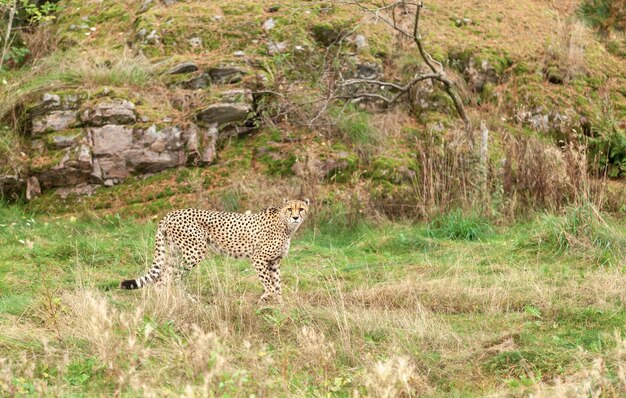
[
  {"x1": 339, "y1": 0, "x2": 473, "y2": 144},
  {"x1": 351, "y1": 0, "x2": 413, "y2": 38},
  {"x1": 412, "y1": 3, "x2": 444, "y2": 75},
  {"x1": 334, "y1": 93, "x2": 393, "y2": 103},
  {"x1": 340, "y1": 79, "x2": 406, "y2": 90},
  {"x1": 0, "y1": 0, "x2": 17, "y2": 71},
  {"x1": 336, "y1": 72, "x2": 443, "y2": 105}
]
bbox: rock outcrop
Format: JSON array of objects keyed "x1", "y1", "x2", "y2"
[{"x1": 14, "y1": 88, "x2": 256, "y2": 200}]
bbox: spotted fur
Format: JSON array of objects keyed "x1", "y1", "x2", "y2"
[{"x1": 120, "y1": 199, "x2": 310, "y2": 303}]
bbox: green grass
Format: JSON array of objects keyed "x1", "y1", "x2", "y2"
[
  {"x1": 427, "y1": 209, "x2": 494, "y2": 241},
  {"x1": 1, "y1": 203, "x2": 625, "y2": 396},
  {"x1": 520, "y1": 202, "x2": 626, "y2": 265},
  {"x1": 0, "y1": 48, "x2": 158, "y2": 123},
  {"x1": 332, "y1": 104, "x2": 381, "y2": 152}
]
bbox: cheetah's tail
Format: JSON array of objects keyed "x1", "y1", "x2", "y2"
[{"x1": 120, "y1": 221, "x2": 167, "y2": 289}]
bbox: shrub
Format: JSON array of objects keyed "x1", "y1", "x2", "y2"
[
  {"x1": 577, "y1": 0, "x2": 626, "y2": 36},
  {"x1": 592, "y1": 130, "x2": 626, "y2": 178},
  {"x1": 503, "y1": 135, "x2": 587, "y2": 212},
  {"x1": 586, "y1": 113, "x2": 626, "y2": 178},
  {"x1": 0, "y1": 124, "x2": 25, "y2": 176}
]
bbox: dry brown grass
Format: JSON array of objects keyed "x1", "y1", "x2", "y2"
[
  {"x1": 544, "y1": 19, "x2": 590, "y2": 83},
  {"x1": 361, "y1": 355, "x2": 433, "y2": 398},
  {"x1": 21, "y1": 23, "x2": 61, "y2": 62},
  {"x1": 2, "y1": 279, "x2": 452, "y2": 395},
  {"x1": 502, "y1": 134, "x2": 593, "y2": 215},
  {"x1": 0, "y1": 239, "x2": 499, "y2": 396}
]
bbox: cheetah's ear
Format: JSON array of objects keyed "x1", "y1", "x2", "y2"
[
  {"x1": 304, "y1": 198, "x2": 310, "y2": 206},
  {"x1": 283, "y1": 197, "x2": 288, "y2": 204}
]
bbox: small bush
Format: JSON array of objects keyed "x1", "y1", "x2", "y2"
[
  {"x1": 503, "y1": 135, "x2": 588, "y2": 213},
  {"x1": 427, "y1": 209, "x2": 493, "y2": 241},
  {"x1": 586, "y1": 110, "x2": 626, "y2": 178},
  {"x1": 577, "y1": 0, "x2": 625, "y2": 36}
]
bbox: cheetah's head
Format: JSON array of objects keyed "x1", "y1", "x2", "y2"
[{"x1": 280, "y1": 198, "x2": 310, "y2": 230}]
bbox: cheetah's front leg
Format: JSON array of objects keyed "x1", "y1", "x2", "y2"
[
  {"x1": 251, "y1": 257, "x2": 275, "y2": 304},
  {"x1": 268, "y1": 258, "x2": 283, "y2": 304}
]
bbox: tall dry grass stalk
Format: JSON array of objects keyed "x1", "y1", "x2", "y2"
[
  {"x1": 53, "y1": 286, "x2": 265, "y2": 395},
  {"x1": 544, "y1": 18, "x2": 589, "y2": 83},
  {"x1": 415, "y1": 130, "x2": 477, "y2": 216},
  {"x1": 371, "y1": 127, "x2": 601, "y2": 220},
  {"x1": 368, "y1": 127, "x2": 478, "y2": 220},
  {"x1": 499, "y1": 132, "x2": 614, "y2": 218},
  {"x1": 360, "y1": 356, "x2": 433, "y2": 398},
  {"x1": 503, "y1": 135, "x2": 583, "y2": 213}
]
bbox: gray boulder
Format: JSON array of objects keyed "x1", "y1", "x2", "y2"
[
  {"x1": 31, "y1": 110, "x2": 79, "y2": 136},
  {"x1": 35, "y1": 145, "x2": 93, "y2": 189},
  {"x1": 42, "y1": 93, "x2": 61, "y2": 108},
  {"x1": 0, "y1": 175, "x2": 24, "y2": 199},
  {"x1": 46, "y1": 131, "x2": 84, "y2": 149},
  {"x1": 168, "y1": 61, "x2": 198, "y2": 75},
  {"x1": 97, "y1": 157, "x2": 129, "y2": 180},
  {"x1": 90, "y1": 158, "x2": 103, "y2": 183},
  {"x1": 355, "y1": 63, "x2": 380, "y2": 80},
  {"x1": 126, "y1": 125, "x2": 186, "y2": 173},
  {"x1": 26, "y1": 176, "x2": 41, "y2": 201},
  {"x1": 182, "y1": 73, "x2": 211, "y2": 90},
  {"x1": 208, "y1": 67, "x2": 245, "y2": 84},
  {"x1": 126, "y1": 150, "x2": 185, "y2": 173},
  {"x1": 464, "y1": 58, "x2": 498, "y2": 93},
  {"x1": 355, "y1": 34, "x2": 368, "y2": 51},
  {"x1": 196, "y1": 103, "x2": 252, "y2": 125},
  {"x1": 90, "y1": 125, "x2": 134, "y2": 155},
  {"x1": 186, "y1": 123, "x2": 218, "y2": 165},
  {"x1": 219, "y1": 89, "x2": 253, "y2": 103},
  {"x1": 83, "y1": 99, "x2": 136, "y2": 126},
  {"x1": 135, "y1": 125, "x2": 185, "y2": 151}
]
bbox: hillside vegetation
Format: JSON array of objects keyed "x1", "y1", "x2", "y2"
[
  {"x1": 0, "y1": 0, "x2": 625, "y2": 396},
  {"x1": 0, "y1": 0, "x2": 624, "y2": 215}
]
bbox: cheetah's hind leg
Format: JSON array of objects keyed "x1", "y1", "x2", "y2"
[
  {"x1": 153, "y1": 235, "x2": 186, "y2": 288},
  {"x1": 154, "y1": 231, "x2": 207, "y2": 300}
]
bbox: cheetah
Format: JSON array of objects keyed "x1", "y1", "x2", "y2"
[{"x1": 120, "y1": 198, "x2": 310, "y2": 303}]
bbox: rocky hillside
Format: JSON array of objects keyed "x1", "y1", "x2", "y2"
[{"x1": 0, "y1": 0, "x2": 624, "y2": 216}]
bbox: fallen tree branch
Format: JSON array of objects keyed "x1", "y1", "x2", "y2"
[
  {"x1": 337, "y1": 72, "x2": 443, "y2": 104},
  {"x1": 339, "y1": 1, "x2": 474, "y2": 145}
]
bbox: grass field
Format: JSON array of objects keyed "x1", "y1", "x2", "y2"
[{"x1": 1, "y1": 203, "x2": 625, "y2": 396}]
